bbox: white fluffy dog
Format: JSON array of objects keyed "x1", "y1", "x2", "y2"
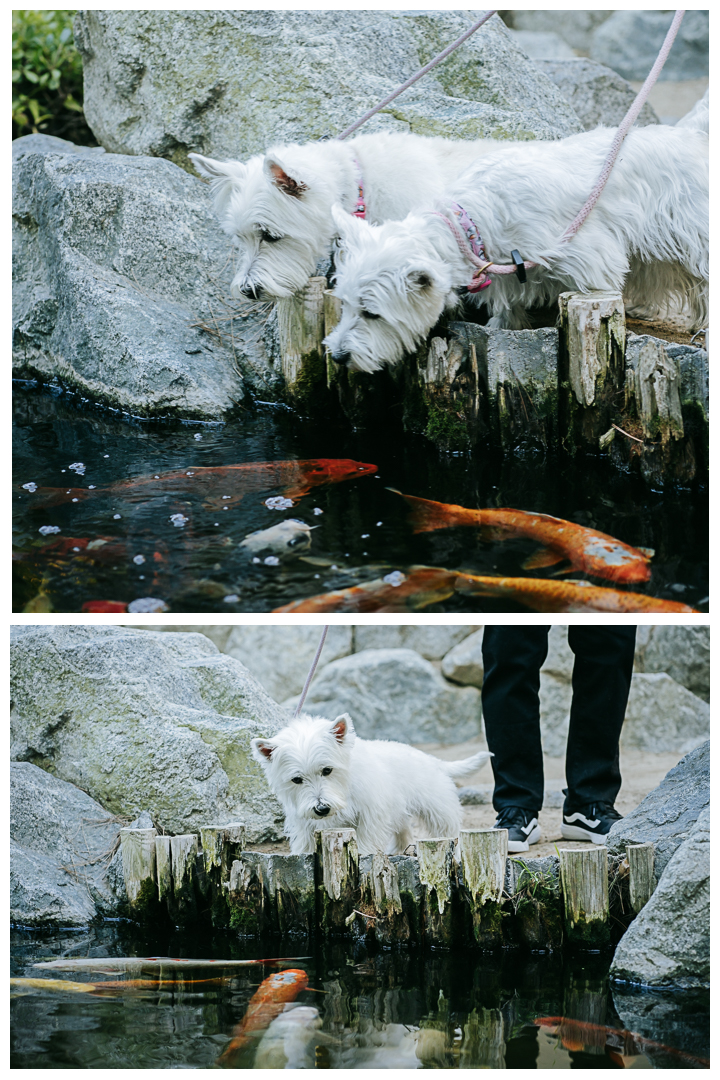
[
  {"x1": 251, "y1": 713, "x2": 492, "y2": 855},
  {"x1": 324, "y1": 123, "x2": 708, "y2": 371},
  {"x1": 188, "y1": 132, "x2": 507, "y2": 299}
]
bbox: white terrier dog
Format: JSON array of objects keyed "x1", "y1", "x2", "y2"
[
  {"x1": 188, "y1": 132, "x2": 507, "y2": 299},
  {"x1": 251, "y1": 713, "x2": 492, "y2": 855},
  {"x1": 324, "y1": 123, "x2": 708, "y2": 372}
]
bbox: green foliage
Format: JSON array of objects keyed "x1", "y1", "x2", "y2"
[{"x1": 12, "y1": 9, "x2": 95, "y2": 144}]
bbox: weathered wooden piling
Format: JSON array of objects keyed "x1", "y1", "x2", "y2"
[
  {"x1": 119, "y1": 827, "x2": 157, "y2": 916},
  {"x1": 459, "y1": 829, "x2": 507, "y2": 947},
  {"x1": 276, "y1": 276, "x2": 329, "y2": 408},
  {"x1": 316, "y1": 829, "x2": 360, "y2": 934},
  {"x1": 558, "y1": 290, "x2": 626, "y2": 455},
  {"x1": 170, "y1": 834, "x2": 201, "y2": 921},
  {"x1": 559, "y1": 847, "x2": 610, "y2": 948},
  {"x1": 265, "y1": 853, "x2": 316, "y2": 936},
  {"x1": 417, "y1": 838, "x2": 455, "y2": 947},
  {"x1": 227, "y1": 852, "x2": 269, "y2": 935},
  {"x1": 200, "y1": 823, "x2": 246, "y2": 924},
  {"x1": 505, "y1": 855, "x2": 563, "y2": 950},
  {"x1": 627, "y1": 842, "x2": 656, "y2": 915},
  {"x1": 355, "y1": 853, "x2": 406, "y2": 944},
  {"x1": 155, "y1": 835, "x2": 172, "y2": 901}
]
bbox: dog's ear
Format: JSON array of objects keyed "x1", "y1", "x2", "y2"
[
  {"x1": 188, "y1": 153, "x2": 247, "y2": 184},
  {"x1": 407, "y1": 269, "x2": 435, "y2": 292},
  {"x1": 251, "y1": 737, "x2": 276, "y2": 762},
  {"x1": 330, "y1": 713, "x2": 355, "y2": 743},
  {"x1": 331, "y1": 203, "x2": 370, "y2": 247},
  {"x1": 264, "y1": 155, "x2": 309, "y2": 199}
]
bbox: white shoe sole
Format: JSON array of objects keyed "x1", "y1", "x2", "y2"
[
  {"x1": 506, "y1": 823, "x2": 542, "y2": 853},
  {"x1": 561, "y1": 823, "x2": 609, "y2": 844}
]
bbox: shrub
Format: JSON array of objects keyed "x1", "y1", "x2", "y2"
[{"x1": 12, "y1": 9, "x2": 96, "y2": 144}]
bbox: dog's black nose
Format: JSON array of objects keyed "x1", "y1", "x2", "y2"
[
  {"x1": 314, "y1": 803, "x2": 331, "y2": 817},
  {"x1": 241, "y1": 284, "x2": 262, "y2": 300},
  {"x1": 331, "y1": 352, "x2": 352, "y2": 367}
]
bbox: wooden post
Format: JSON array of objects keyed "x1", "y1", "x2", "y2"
[
  {"x1": 459, "y1": 829, "x2": 507, "y2": 947},
  {"x1": 558, "y1": 290, "x2": 625, "y2": 455},
  {"x1": 316, "y1": 829, "x2": 360, "y2": 933},
  {"x1": 559, "y1": 847, "x2": 609, "y2": 947},
  {"x1": 353, "y1": 853, "x2": 407, "y2": 944},
  {"x1": 155, "y1": 836, "x2": 172, "y2": 902},
  {"x1": 119, "y1": 828, "x2": 158, "y2": 917},
  {"x1": 265, "y1": 854, "x2": 316, "y2": 936},
  {"x1": 227, "y1": 852, "x2": 269, "y2": 936},
  {"x1": 417, "y1": 838, "x2": 455, "y2": 947},
  {"x1": 198, "y1": 823, "x2": 245, "y2": 926},
  {"x1": 277, "y1": 276, "x2": 329, "y2": 408},
  {"x1": 170, "y1": 834, "x2": 200, "y2": 922},
  {"x1": 505, "y1": 855, "x2": 563, "y2": 950},
  {"x1": 627, "y1": 842, "x2": 656, "y2": 915}
]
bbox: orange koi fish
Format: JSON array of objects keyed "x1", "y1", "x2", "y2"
[
  {"x1": 20, "y1": 459, "x2": 377, "y2": 509},
  {"x1": 217, "y1": 969, "x2": 309, "y2": 1067},
  {"x1": 456, "y1": 574, "x2": 699, "y2": 613},
  {"x1": 535, "y1": 1017, "x2": 709, "y2": 1068},
  {"x1": 273, "y1": 566, "x2": 457, "y2": 612},
  {"x1": 81, "y1": 601, "x2": 129, "y2": 613},
  {"x1": 393, "y1": 491, "x2": 652, "y2": 584}
]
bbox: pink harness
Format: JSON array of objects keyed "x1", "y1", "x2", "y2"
[{"x1": 352, "y1": 159, "x2": 366, "y2": 219}]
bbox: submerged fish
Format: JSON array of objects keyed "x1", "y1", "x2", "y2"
[
  {"x1": 273, "y1": 567, "x2": 457, "y2": 612},
  {"x1": 239, "y1": 519, "x2": 315, "y2": 558},
  {"x1": 34, "y1": 956, "x2": 310, "y2": 973},
  {"x1": 455, "y1": 574, "x2": 699, "y2": 613},
  {"x1": 81, "y1": 600, "x2": 129, "y2": 613},
  {"x1": 10, "y1": 978, "x2": 95, "y2": 994},
  {"x1": 535, "y1": 1016, "x2": 709, "y2": 1068},
  {"x1": 217, "y1": 969, "x2": 310, "y2": 1067},
  {"x1": 21, "y1": 459, "x2": 377, "y2": 509},
  {"x1": 254, "y1": 1004, "x2": 326, "y2": 1069},
  {"x1": 393, "y1": 491, "x2": 652, "y2": 584}
]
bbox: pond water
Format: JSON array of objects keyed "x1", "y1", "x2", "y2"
[
  {"x1": 13, "y1": 384, "x2": 708, "y2": 613},
  {"x1": 10, "y1": 925, "x2": 709, "y2": 1069}
]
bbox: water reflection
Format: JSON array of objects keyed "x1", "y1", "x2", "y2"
[{"x1": 10, "y1": 925, "x2": 709, "y2": 1069}]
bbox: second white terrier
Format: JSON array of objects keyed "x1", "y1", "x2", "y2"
[
  {"x1": 324, "y1": 122, "x2": 708, "y2": 372},
  {"x1": 251, "y1": 713, "x2": 492, "y2": 855}
]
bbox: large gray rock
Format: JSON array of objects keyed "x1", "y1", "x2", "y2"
[
  {"x1": 354, "y1": 626, "x2": 480, "y2": 662},
  {"x1": 11, "y1": 761, "x2": 125, "y2": 927},
  {"x1": 606, "y1": 741, "x2": 709, "y2": 878},
  {"x1": 534, "y1": 58, "x2": 659, "y2": 130},
  {"x1": 10, "y1": 625, "x2": 287, "y2": 841},
  {"x1": 621, "y1": 674, "x2": 708, "y2": 754},
  {"x1": 591, "y1": 11, "x2": 709, "y2": 83},
  {"x1": 610, "y1": 808, "x2": 709, "y2": 989},
  {"x1": 12, "y1": 136, "x2": 251, "y2": 420},
  {"x1": 283, "y1": 648, "x2": 483, "y2": 744},
  {"x1": 510, "y1": 31, "x2": 575, "y2": 61},
  {"x1": 74, "y1": 10, "x2": 582, "y2": 167},
  {"x1": 635, "y1": 626, "x2": 710, "y2": 702},
  {"x1": 505, "y1": 11, "x2": 612, "y2": 54},
  {"x1": 441, "y1": 629, "x2": 484, "y2": 686}
]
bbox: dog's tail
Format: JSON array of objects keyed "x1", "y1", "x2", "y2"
[
  {"x1": 675, "y1": 88, "x2": 708, "y2": 134},
  {"x1": 441, "y1": 750, "x2": 493, "y2": 779}
]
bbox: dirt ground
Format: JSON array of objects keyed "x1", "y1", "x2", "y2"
[{"x1": 254, "y1": 737, "x2": 681, "y2": 858}]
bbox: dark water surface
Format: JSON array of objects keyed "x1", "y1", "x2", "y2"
[
  {"x1": 13, "y1": 384, "x2": 708, "y2": 613},
  {"x1": 10, "y1": 924, "x2": 710, "y2": 1069}
]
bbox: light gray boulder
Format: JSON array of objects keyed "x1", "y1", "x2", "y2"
[
  {"x1": 441, "y1": 629, "x2": 484, "y2": 686},
  {"x1": 505, "y1": 11, "x2": 612, "y2": 54},
  {"x1": 534, "y1": 58, "x2": 659, "y2": 130},
  {"x1": 621, "y1": 674, "x2": 708, "y2": 755},
  {"x1": 73, "y1": 10, "x2": 582, "y2": 167},
  {"x1": 606, "y1": 741, "x2": 709, "y2": 878},
  {"x1": 283, "y1": 648, "x2": 483, "y2": 744},
  {"x1": 510, "y1": 31, "x2": 575, "y2": 61},
  {"x1": 354, "y1": 626, "x2": 480, "y2": 662},
  {"x1": 591, "y1": 11, "x2": 709, "y2": 83},
  {"x1": 610, "y1": 808, "x2": 709, "y2": 989},
  {"x1": 11, "y1": 761, "x2": 125, "y2": 926},
  {"x1": 635, "y1": 626, "x2": 709, "y2": 702},
  {"x1": 12, "y1": 136, "x2": 256, "y2": 420},
  {"x1": 10, "y1": 625, "x2": 287, "y2": 841}
]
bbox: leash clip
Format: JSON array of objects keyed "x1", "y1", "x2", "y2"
[{"x1": 511, "y1": 250, "x2": 527, "y2": 284}]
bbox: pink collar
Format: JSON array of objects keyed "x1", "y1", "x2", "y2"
[
  {"x1": 352, "y1": 159, "x2": 366, "y2": 218},
  {"x1": 449, "y1": 202, "x2": 491, "y2": 291}
]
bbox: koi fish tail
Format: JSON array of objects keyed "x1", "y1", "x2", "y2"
[{"x1": 388, "y1": 490, "x2": 460, "y2": 533}]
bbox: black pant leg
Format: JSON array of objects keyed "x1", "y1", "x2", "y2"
[
  {"x1": 481, "y1": 626, "x2": 551, "y2": 814},
  {"x1": 565, "y1": 626, "x2": 637, "y2": 808}
]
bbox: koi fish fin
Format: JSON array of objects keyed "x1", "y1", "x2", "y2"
[
  {"x1": 387, "y1": 488, "x2": 461, "y2": 533},
  {"x1": 522, "y1": 547, "x2": 564, "y2": 570},
  {"x1": 637, "y1": 547, "x2": 655, "y2": 559}
]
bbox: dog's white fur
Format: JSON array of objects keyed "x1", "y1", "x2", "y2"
[
  {"x1": 188, "y1": 132, "x2": 508, "y2": 299},
  {"x1": 251, "y1": 712, "x2": 492, "y2": 855},
  {"x1": 324, "y1": 123, "x2": 708, "y2": 371}
]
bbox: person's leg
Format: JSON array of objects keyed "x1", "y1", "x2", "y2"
[
  {"x1": 482, "y1": 626, "x2": 551, "y2": 813},
  {"x1": 564, "y1": 625, "x2": 637, "y2": 814}
]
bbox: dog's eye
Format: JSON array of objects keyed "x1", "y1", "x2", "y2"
[
  {"x1": 361, "y1": 310, "x2": 381, "y2": 320},
  {"x1": 321, "y1": 767, "x2": 333, "y2": 776},
  {"x1": 291, "y1": 776, "x2": 304, "y2": 784},
  {"x1": 259, "y1": 229, "x2": 282, "y2": 244}
]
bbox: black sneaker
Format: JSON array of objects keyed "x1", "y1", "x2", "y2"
[
  {"x1": 561, "y1": 801, "x2": 622, "y2": 844},
  {"x1": 493, "y1": 807, "x2": 541, "y2": 853}
]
